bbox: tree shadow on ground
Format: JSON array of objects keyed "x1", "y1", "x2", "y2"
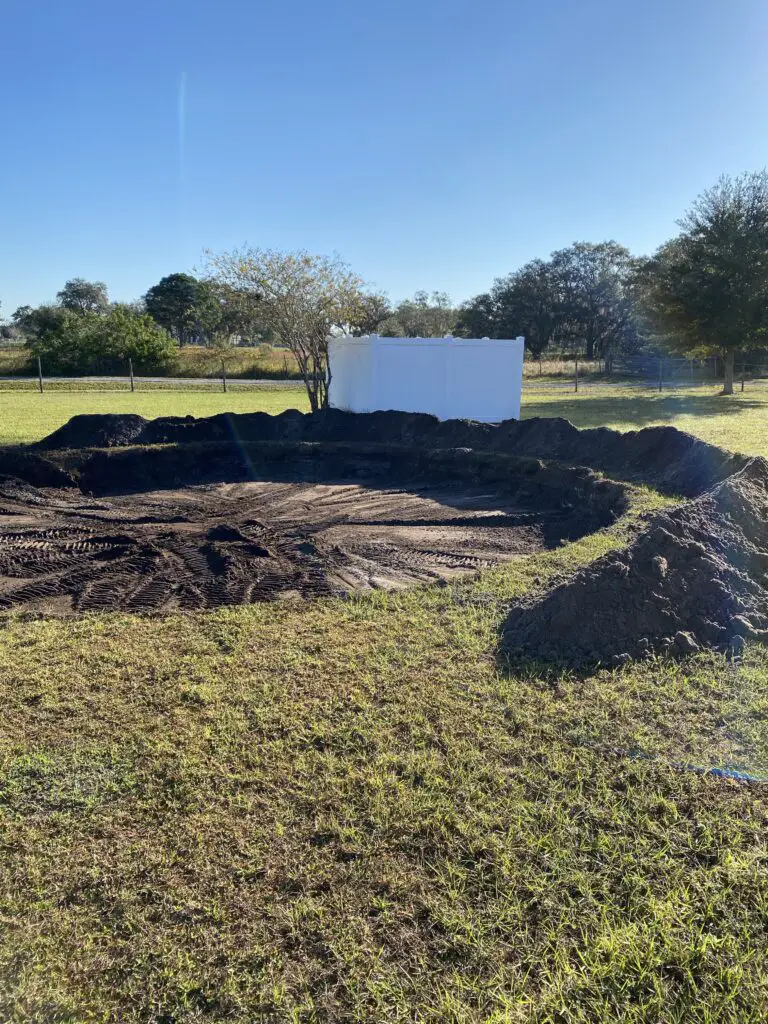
[{"x1": 522, "y1": 392, "x2": 767, "y2": 429}]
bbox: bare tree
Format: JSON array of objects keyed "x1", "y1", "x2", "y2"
[{"x1": 206, "y1": 248, "x2": 370, "y2": 411}]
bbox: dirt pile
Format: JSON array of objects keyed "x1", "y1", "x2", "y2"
[
  {"x1": 36, "y1": 410, "x2": 747, "y2": 496},
  {"x1": 503, "y1": 457, "x2": 768, "y2": 667},
  {"x1": 38, "y1": 414, "x2": 148, "y2": 450}
]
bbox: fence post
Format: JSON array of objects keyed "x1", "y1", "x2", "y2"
[
  {"x1": 221, "y1": 360, "x2": 227, "y2": 393},
  {"x1": 574, "y1": 358, "x2": 579, "y2": 393},
  {"x1": 538, "y1": 357, "x2": 542, "y2": 376},
  {"x1": 37, "y1": 356, "x2": 43, "y2": 394},
  {"x1": 741, "y1": 363, "x2": 745, "y2": 393},
  {"x1": 129, "y1": 358, "x2": 135, "y2": 393},
  {"x1": 658, "y1": 356, "x2": 663, "y2": 392}
]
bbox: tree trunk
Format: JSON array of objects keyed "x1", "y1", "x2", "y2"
[
  {"x1": 585, "y1": 332, "x2": 595, "y2": 362},
  {"x1": 722, "y1": 350, "x2": 735, "y2": 395},
  {"x1": 305, "y1": 374, "x2": 319, "y2": 413}
]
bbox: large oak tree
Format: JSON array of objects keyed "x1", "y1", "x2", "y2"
[{"x1": 644, "y1": 171, "x2": 768, "y2": 394}]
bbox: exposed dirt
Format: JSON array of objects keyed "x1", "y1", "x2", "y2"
[
  {"x1": 503, "y1": 457, "x2": 768, "y2": 667},
  {"x1": 25, "y1": 409, "x2": 765, "y2": 652},
  {"x1": 0, "y1": 445, "x2": 622, "y2": 614},
  {"x1": 38, "y1": 413, "x2": 147, "y2": 450},
  {"x1": 36, "y1": 409, "x2": 748, "y2": 496}
]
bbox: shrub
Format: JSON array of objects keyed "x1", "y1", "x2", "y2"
[{"x1": 28, "y1": 306, "x2": 177, "y2": 375}]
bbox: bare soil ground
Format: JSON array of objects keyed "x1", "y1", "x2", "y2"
[{"x1": 0, "y1": 476, "x2": 590, "y2": 613}]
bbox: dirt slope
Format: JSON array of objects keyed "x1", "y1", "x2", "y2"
[
  {"x1": 503, "y1": 457, "x2": 768, "y2": 666},
  {"x1": 36, "y1": 410, "x2": 747, "y2": 496}
]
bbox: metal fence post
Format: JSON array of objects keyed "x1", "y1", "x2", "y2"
[
  {"x1": 575, "y1": 358, "x2": 579, "y2": 393},
  {"x1": 37, "y1": 356, "x2": 43, "y2": 394},
  {"x1": 221, "y1": 361, "x2": 227, "y2": 393},
  {"x1": 741, "y1": 363, "x2": 745, "y2": 392},
  {"x1": 129, "y1": 358, "x2": 135, "y2": 393}
]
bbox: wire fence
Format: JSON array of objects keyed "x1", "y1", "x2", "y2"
[
  {"x1": 0, "y1": 355, "x2": 766, "y2": 398},
  {"x1": 523, "y1": 355, "x2": 768, "y2": 395},
  {"x1": 0, "y1": 371, "x2": 303, "y2": 394}
]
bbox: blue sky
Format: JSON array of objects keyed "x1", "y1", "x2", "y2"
[{"x1": 2, "y1": 0, "x2": 767, "y2": 315}]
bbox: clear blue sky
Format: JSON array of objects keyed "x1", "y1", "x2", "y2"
[{"x1": 2, "y1": 0, "x2": 767, "y2": 315}]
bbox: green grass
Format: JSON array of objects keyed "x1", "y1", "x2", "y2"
[
  {"x1": 0, "y1": 382, "x2": 766, "y2": 455},
  {"x1": 2, "y1": 386, "x2": 768, "y2": 1020},
  {"x1": 0, "y1": 387, "x2": 310, "y2": 445},
  {"x1": 2, "y1": 492, "x2": 768, "y2": 1022},
  {"x1": 523, "y1": 386, "x2": 768, "y2": 458}
]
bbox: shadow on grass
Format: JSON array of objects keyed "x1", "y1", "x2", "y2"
[{"x1": 523, "y1": 392, "x2": 767, "y2": 429}]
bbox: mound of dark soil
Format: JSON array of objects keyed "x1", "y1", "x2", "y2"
[
  {"x1": 37, "y1": 413, "x2": 148, "y2": 450},
  {"x1": 503, "y1": 457, "x2": 768, "y2": 667},
  {"x1": 35, "y1": 409, "x2": 747, "y2": 496}
]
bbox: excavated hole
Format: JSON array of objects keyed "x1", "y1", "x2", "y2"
[{"x1": 0, "y1": 441, "x2": 627, "y2": 614}]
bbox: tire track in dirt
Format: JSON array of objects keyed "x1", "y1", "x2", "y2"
[{"x1": 0, "y1": 478, "x2": 591, "y2": 613}]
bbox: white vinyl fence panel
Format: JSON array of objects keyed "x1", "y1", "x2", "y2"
[{"x1": 328, "y1": 335, "x2": 524, "y2": 423}]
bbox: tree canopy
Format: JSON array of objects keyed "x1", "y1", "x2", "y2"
[
  {"x1": 143, "y1": 273, "x2": 269, "y2": 347},
  {"x1": 22, "y1": 304, "x2": 175, "y2": 374},
  {"x1": 457, "y1": 260, "x2": 559, "y2": 356},
  {"x1": 643, "y1": 171, "x2": 768, "y2": 393},
  {"x1": 378, "y1": 291, "x2": 457, "y2": 338},
  {"x1": 458, "y1": 245, "x2": 641, "y2": 364},
  {"x1": 549, "y1": 242, "x2": 637, "y2": 362},
  {"x1": 143, "y1": 274, "x2": 201, "y2": 344},
  {"x1": 56, "y1": 278, "x2": 109, "y2": 315}
]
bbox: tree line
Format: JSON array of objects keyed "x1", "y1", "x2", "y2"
[{"x1": 3, "y1": 170, "x2": 768, "y2": 400}]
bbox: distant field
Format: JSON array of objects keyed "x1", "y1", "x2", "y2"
[
  {"x1": 0, "y1": 344, "x2": 302, "y2": 380},
  {"x1": 1, "y1": 381, "x2": 766, "y2": 455}
]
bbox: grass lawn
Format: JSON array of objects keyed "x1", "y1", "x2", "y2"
[
  {"x1": 3, "y1": 492, "x2": 768, "y2": 1022},
  {"x1": 0, "y1": 387, "x2": 310, "y2": 445},
  {"x1": 524, "y1": 386, "x2": 768, "y2": 459},
  {"x1": 1, "y1": 382, "x2": 767, "y2": 453},
  {"x1": 2, "y1": 386, "x2": 768, "y2": 1020}
]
